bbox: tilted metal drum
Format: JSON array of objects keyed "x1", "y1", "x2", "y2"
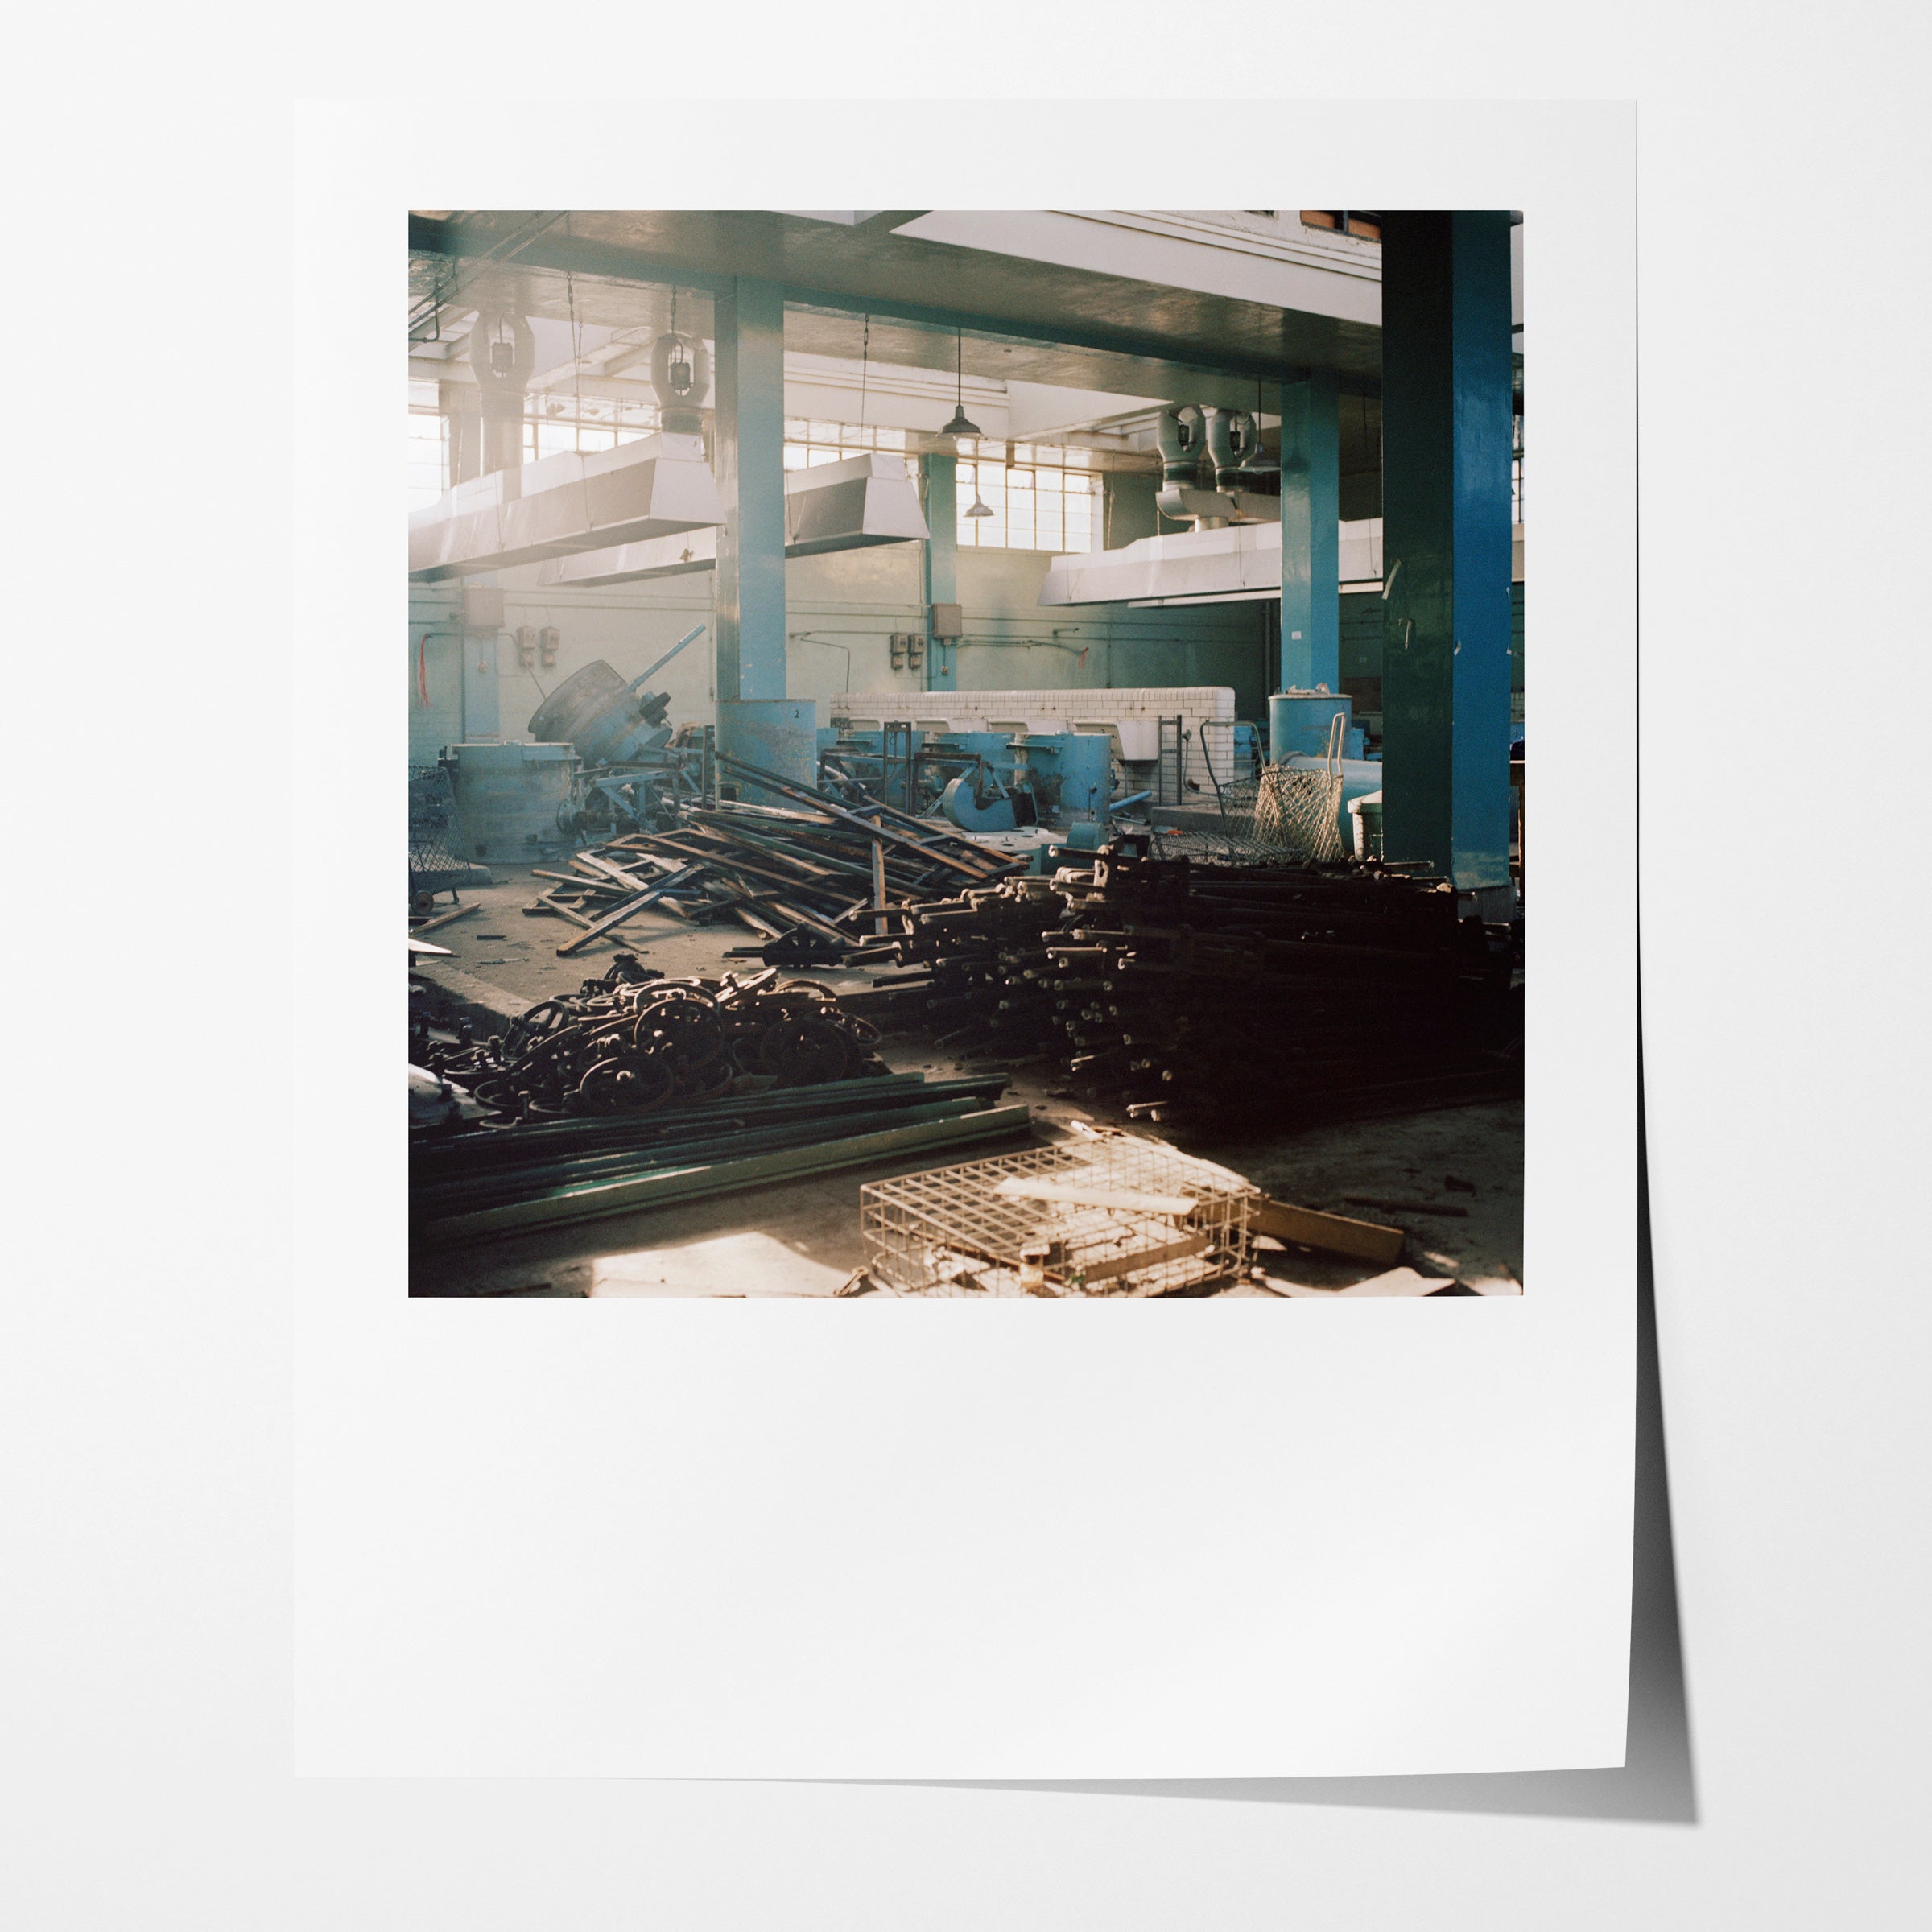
[{"x1": 526, "y1": 660, "x2": 671, "y2": 766}]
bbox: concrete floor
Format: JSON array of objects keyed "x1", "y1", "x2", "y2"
[{"x1": 411, "y1": 861, "x2": 1523, "y2": 1299}]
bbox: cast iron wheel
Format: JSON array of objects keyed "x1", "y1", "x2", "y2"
[
  {"x1": 759, "y1": 1017, "x2": 852, "y2": 1086},
  {"x1": 570, "y1": 1053, "x2": 675, "y2": 1116},
  {"x1": 728, "y1": 1032, "x2": 771, "y2": 1074},
  {"x1": 671, "y1": 1055, "x2": 736, "y2": 1100},
  {"x1": 635, "y1": 998, "x2": 724, "y2": 1069}
]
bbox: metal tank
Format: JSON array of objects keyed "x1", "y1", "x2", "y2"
[
  {"x1": 1269, "y1": 689, "x2": 1357, "y2": 760},
  {"x1": 440, "y1": 741, "x2": 578, "y2": 863},
  {"x1": 716, "y1": 698, "x2": 819, "y2": 803}
]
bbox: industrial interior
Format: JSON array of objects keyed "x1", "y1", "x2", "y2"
[{"x1": 407, "y1": 209, "x2": 1525, "y2": 1298}]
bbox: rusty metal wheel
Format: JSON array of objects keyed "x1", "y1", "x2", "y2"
[{"x1": 759, "y1": 1017, "x2": 852, "y2": 1086}]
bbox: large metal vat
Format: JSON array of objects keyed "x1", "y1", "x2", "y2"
[
  {"x1": 440, "y1": 741, "x2": 578, "y2": 863},
  {"x1": 1269, "y1": 689, "x2": 1354, "y2": 759}
]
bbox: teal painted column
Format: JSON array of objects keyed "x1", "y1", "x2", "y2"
[
  {"x1": 712, "y1": 277, "x2": 788, "y2": 703},
  {"x1": 1379, "y1": 212, "x2": 1514, "y2": 897},
  {"x1": 922, "y1": 452, "x2": 958, "y2": 691},
  {"x1": 1278, "y1": 369, "x2": 1340, "y2": 691}
]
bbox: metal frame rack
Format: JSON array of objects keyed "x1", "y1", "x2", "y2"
[{"x1": 862, "y1": 1133, "x2": 1255, "y2": 1297}]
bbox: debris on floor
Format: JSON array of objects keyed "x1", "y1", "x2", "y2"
[
  {"x1": 1269, "y1": 1266, "x2": 1461, "y2": 1298},
  {"x1": 409, "y1": 956, "x2": 1034, "y2": 1245},
  {"x1": 1249, "y1": 1195, "x2": 1406, "y2": 1264},
  {"x1": 834, "y1": 842, "x2": 1522, "y2": 1125},
  {"x1": 861, "y1": 1126, "x2": 1257, "y2": 1297},
  {"x1": 516, "y1": 769, "x2": 1018, "y2": 961},
  {"x1": 414, "y1": 953, "x2": 895, "y2": 1119}
]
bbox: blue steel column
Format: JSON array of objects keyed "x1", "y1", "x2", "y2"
[
  {"x1": 922, "y1": 452, "x2": 958, "y2": 691},
  {"x1": 712, "y1": 277, "x2": 788, "y2": 704},
  {"x1": 1277, "y1": 369, "x2": 1340, "y2": 691},
  {"x1": 1379, "y1": 212, "x2": 1513, "y2": 896}
]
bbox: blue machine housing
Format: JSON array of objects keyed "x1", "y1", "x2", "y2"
[{"x1": 818, "y1": 724, "x2": 1118, "y2": 825}]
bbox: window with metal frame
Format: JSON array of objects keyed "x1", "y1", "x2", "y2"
[{"x1": 955, "y1": 446, "x2": 1104, "y2": 554}]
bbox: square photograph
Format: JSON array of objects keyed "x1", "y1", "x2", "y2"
[{"x1": 405, "y1": 209, "x2": 1525, "y2": 1302}]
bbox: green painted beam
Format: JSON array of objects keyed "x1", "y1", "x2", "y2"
[
  {"x1": 712, "y1": 277, "x2": 788, "y2": 703},
  {"x1": 922, "y1": 453, "x2": 958, "y2": 691},
  {"x1": 1379, "y1": 212, "x2": 1514, "y2": 893},
  {"x1": 415, "y1": 1104, "x2": 1034, "y2": 1243},
  {"x1": 1278, "y1": 369, "x2": 1341, "y2": 691}
]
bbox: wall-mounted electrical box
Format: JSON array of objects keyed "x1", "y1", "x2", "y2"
[
  {"x1": 461, "y1": 586, "x2": 506, "y2": 634},
  {"x1": 538, "y1": 625, "x2": 561, "y2": 667},
  {"x1": 929, "y1": 602, "x2": 963, "y2": 639},
  {"x1": 514, "y1": 625, "x2": 538, "y2": 667},
  {"x1": 906, "y1": 634, "x2": 925, "y2": 669},
  {"x1": 890, "y1": 633, "x2": 909, "y2": 671}
]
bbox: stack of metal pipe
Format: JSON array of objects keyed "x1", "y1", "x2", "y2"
[{"x1": 867, "y1": 848, "x2": 1521, "y2": 1126}]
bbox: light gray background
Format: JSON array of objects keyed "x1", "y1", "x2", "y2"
[{"x1": 8, "y1": 16, "x2": 1926, "y2": 1930}]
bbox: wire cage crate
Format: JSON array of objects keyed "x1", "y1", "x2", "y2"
[
  {"x1": 1173, "y1": 714, "x2": 1348, "y2": 864},
  {"x1": 408, "y1": 762, "x2": 491, "y2": 901},
  {"x1": 861, "y1": 1133, "x2": 1256, "y2": 1297}
]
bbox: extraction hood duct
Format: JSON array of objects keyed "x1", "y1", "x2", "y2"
[
  {"x1": 407, "y1": 431, "x2": 725, "y2": 581},
  {"x1": 1153, "y1": 404, "x2": 1278, "y2": 530},
  {"x1": 535, "y1": 452, "x2": 928, "y2": 588},
  {"x1": 1038, "y1": 522, "x2": 1286, "y2": 607}
]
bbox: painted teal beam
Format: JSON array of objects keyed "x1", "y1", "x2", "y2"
[
  {"x1": 1278, "y1": 369, "x2": 1340, "y2": 691},
  {"x1": 1379, "y1": 213, "x2": 1514, "y2": 893},
  {"x1": 712, "y1": 277, "x2": 788, "y2": 702},
  {"x1": 922, "y1": 453, "x2": 958, "y2": 691}
]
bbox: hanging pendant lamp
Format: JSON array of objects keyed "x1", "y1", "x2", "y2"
[{"x1": 940, "y1": 325, "x2": 980, "y2": 441}]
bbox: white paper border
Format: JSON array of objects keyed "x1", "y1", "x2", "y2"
[{"x1": 294, "y1": 99, "x2": 1635, "y2": 1778}]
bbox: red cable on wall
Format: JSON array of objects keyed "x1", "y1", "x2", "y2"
[{"x1": 417, "y1": 632, "x2": 431, "y2": 706}]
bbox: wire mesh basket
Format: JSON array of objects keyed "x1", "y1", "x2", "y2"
[
  {"x1": 1181, "y1": 712, "x2": 1349, "y2": 863},
  {"x1": 409, "y1": 763, "x2": 459, "y2": 868},
  {"x1": 861, "y1": 1133, "x2": 1256, "y2": 1297},
  {"x1": 408, "y1": 762, "x2": 491, "y2": 897}
]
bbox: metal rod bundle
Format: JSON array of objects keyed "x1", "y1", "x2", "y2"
[{"x1": 847, "y1": 848, "x2": 1522, "y2": 1125}]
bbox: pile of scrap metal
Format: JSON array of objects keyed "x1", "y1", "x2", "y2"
[
  {"x1": 859, "y1": 1131, "x2": 1258, "y2": 1297},
  {"x1": 409, "y1": 956, "x2": 1030, "y2": 1244},
  {"x1": 414, "y1": 956, "x2": 891, "y2": 1121},
  {"x1": 845, "y1": 1123, "x2": 1423, "y2": 1298},
  {"x1": 848, "y1": 844, "x2": 1522, "y2": 1126},
  {"x1": 521, "y1": 753, "x2": 1022, "y2": 963}
]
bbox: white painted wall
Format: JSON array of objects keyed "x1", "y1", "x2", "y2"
[{"x1": 409, "y1": 542, "x2": 1269, "y2": 763}]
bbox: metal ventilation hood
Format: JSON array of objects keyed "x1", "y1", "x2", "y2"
[
  {"x1": 408, "y1": 431, "x2": 724, "y2": 582},
  {"x1": 535, "y1": 452, "x2": 927, "y2": 588},
  {"x1": 1038, "y1": 522, "x2": 1285, "y2": 607}
]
